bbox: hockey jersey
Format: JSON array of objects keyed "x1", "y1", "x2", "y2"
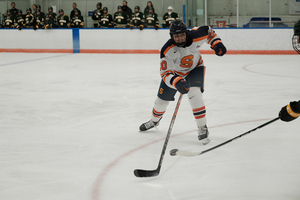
[{"x1": 160, "y1": 26, "x2": 220, "y2": 89}]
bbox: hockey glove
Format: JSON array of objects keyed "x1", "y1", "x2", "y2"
[
  {"x1": 130, "y1": 25, "x2": 134, "y2": 30},
  {"x1": 171, "y1": 76, "x2": 190, "y2": 94},
  {"x1": 279, "y1": 101, "x2": 300, "y2": 122},
  {"x1": 211, "y1": 40, "x2": 227, "y2": 56},
  {"x1": 155, "y1": 25, "x2": 159, "y2": 30},
  {"x1": 139, "y1": 25, "x2": 144, "y2": 30},
  {"x1": 126, "y1": 24, "x2": 130, "y2": 28}
]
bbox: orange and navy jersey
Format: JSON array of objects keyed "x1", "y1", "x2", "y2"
[{"x1": 160, "y1": 26, "x2": 221, "y2": 89}]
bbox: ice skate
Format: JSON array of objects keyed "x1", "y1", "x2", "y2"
[
  {"x1": 198, "y1": 125, "x2": 210, "y2": 145},
  {"x1": 139, "y1": 119, "x2": 161, "y2": 131}
]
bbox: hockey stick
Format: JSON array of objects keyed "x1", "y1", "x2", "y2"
[
  {"x1": 170, "y1": 117, "x2": 280, "y2": 157},
  {"x1": 134, "y1": 94, "x2": 183, "y2": 178}
]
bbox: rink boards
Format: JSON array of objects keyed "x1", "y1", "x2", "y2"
[{"x1": 0, "y1": 28, "x2": 297, "y2": 54}]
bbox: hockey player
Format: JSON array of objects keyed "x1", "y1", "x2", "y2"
[
  {"x1": 25, "y1": 8, "x2": 35, "y2": 28},
  {"x1": 47, "y1": 6, "x2": 57, "y2": 28},
  {"x1": 139, "y1": 20, "x2": 227, "y2": 144},
  {"x1": 71, "y1": 9, "x2": 84, "y2": 28},
  {"x1": 92, "y1": 2, "x2": 103, "y2": 28},
  {"x1": 279, "y1": 101, "x2": 300, "y2": 122},
  {"x1": 2, "y1": 10, "x2": 16, "y2": 28},
  {"x1": 35, "y1": 9, "x2": 45, "y2": 29},
  {"x1": 43, "y1": 14, "x2": 53, "y2": 29},
  {"x1": 130, "y1": 6, "x2": 145, "y2": 30},
  {"x1": 57, "y1": 9, "x2": 70, "y2": 28},
  {"x1": 162, "y1": 6, "x2": 180, "y2": 28},
  {"x1": 99, "y1": 7, "x2": 113, "y2": 28},
  {"x1": 15, "y1": 10, "x2": 25, "y2": 30},
  {"x1": 114, "y1": 5, "x2": 130, "y2": 28},
  {"x1": 144, "y1": 7, "x2": 159, "y2": 30},
  {"x1": 36, "y1": 5, "x2": 45, "y2": 18}
]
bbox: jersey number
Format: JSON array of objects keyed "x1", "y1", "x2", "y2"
[{"x1": 160, "y1": 55, "x2": 194, "y2": 71}]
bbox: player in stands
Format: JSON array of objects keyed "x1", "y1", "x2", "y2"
[
  {"x1": 47, "y1": 6, "x2": 57, "y2": 28},
  {"x1": 162, "y1": 6, "x2": 180, "y2": 28},
  {"x1": 130, "y1": 6, "x2": 145, "y2": 30},
  {"x1": 15, "y1": 10, "x2": 25, "y2": 30},
  {"x1": 35, "y1": 9, "x2": 45, "y2": 29},
  {"x1": 144, "y1": 7, "x2": 159, "y2": 30},
  {"x1": 114, "y1": 5, "x2": 130, "y2": 28},
  {"x1": 25, "y1": 8, "x2": 35, "y2": 28},
  {"x1": 71, "y1": 9, "x2": 84, "y2": 28},
  {"x1": 43, "y1": 14, "x2": 53, "y2": 29},
  {"x1": 279, "y1": 101, "x2": 300, "y2": 122},
  {"x1": 99, "y1": 7, "x2": 113, "y2": 28},
  {"x1": 36, "y1": 5, "x2": 45, "y2": 18},
  {"x1": 57, "y1": 9, "x2": 70, "y2": 28},
  {"x1": 92, "y1": 2, "x2": 103, "y2": 28},
  {"x1": 2, "y1": 9, "x2": 16, "y2": 28},
  {"x1": 139, "y1": 20, "x2": 227, "y2": 145}
]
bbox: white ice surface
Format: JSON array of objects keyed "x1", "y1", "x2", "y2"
[{"x1": 0, "y1": 53, "x2": 299, "y2": 200}]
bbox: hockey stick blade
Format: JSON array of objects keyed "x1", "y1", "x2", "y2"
[
  {"x1": 134, "y1": 169, "x2": 159, "y2": 178},
  {"x1": 134, "y1": 94, "x2": 183, "y2": 178},
  {"x1": 170, "y1": 117, "x2": 280, "y2": 157}
]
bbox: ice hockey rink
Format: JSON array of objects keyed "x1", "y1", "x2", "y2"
[{"x1": 0, "y1": 53, "x2": 299, "y2": 200}]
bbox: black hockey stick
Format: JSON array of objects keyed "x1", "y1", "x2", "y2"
[
  {"x1": 170, "y1": 117, "x2": 280, "y2": 157},
  {"x1": 134, "y1": 94, "x2": 183, "y2": 178}
]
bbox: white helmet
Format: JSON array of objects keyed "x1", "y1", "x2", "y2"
[{"x1": 168, "y1": 6, "x2": 173, "y2": 10}]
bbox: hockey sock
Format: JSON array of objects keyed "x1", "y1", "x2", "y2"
[
  {"x1": 188, "y1": 87, "x2": 207, "y2": 127},
  {"x1": 151, "y1": 97, "x2": 169, "y2": 122}
]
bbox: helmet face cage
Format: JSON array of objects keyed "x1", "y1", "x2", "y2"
[
  {"x1": 169, "y1": 20, "x2": 188, "y2": 47},
  {"x1": 292, "y1": 35, "x2": 300, "y2": 54}
]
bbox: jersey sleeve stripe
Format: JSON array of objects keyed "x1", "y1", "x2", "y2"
[
  {"x1": 174, "y1": 70, "x2": 191, "y2": 77},
  {"x1": 161, "y1": 70, "x2": 174, "y2": 77},
  {"x1": 207, "y1": 31, "x2": 217, "y2": 43},
  {"x1": 193, "y1": 35, "x2": 208, "y2": 42}
]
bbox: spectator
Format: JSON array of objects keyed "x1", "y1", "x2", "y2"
[
  {"x1": 144, "y1": 1, "x2": 154, "y2": 16},
  {"x1": 35, "y1": 9, "x2": 45, "y2": 29},
  {"x1": 130, "y1": 6, "x2": 145, "y2": 30},
  {"x1": 57, "y1": 9, "x2": 70, "y2": 28},
  {"x1": 70, "y1": 2, "x2": 81, "y2": 19},
  {"x1": 16, "y1": 9, "x2": 25, "y2": 30},
  {"x1": 99, "y1": 7, "x2": 113, "y2": 28},
  {"x1": 10, "y1": 2, "x2": 19, "y2": 17},
  {"x1": 25, "y1": 8, "x2": 35, "y2": 28},
  {"x1": 47, "y1": 6, "x2": 57, "y2": 27},
  {"x1": 162, "y1": 6, "x2": 180, "y2": 28},
  {"x1": 144, "y1": 7, "x2": 159, "y2": 30},
  {"x1": 2, "y1": 9, "x2": 16, "y2": 28},
  {"x1": 71, "y1": 9, "x2": 84, "y2": 28},
  {"x1": 92, "y1": 2, "x2": 103, "y2": 28},
  {"x1": 122, "y1": 1, "x2": 132, "y2": 18},
  {"x1": 32, "y1": 4, "x2": 37, "y2": 15},
  {"x1": 114, "y1": 5, "x2": 129, "y2": 28}
]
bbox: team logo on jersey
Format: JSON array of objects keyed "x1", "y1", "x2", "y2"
[{"x1": 196, "y1": 45, "x2": 200, "y2": 48}]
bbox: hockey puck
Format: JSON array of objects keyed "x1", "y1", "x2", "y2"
[{"x1": 170, "y1": 149, "x2": 178, "y2": 156}]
